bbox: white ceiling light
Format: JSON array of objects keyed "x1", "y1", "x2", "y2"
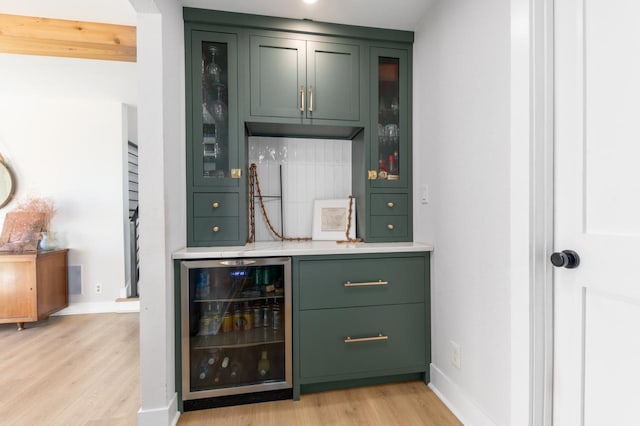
[{"x1": 303, "y1": 0, "x2": 318, "y2": 4}]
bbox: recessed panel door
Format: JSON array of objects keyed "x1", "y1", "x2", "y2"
[
  {"x1": 554, "y1": 0, "x2": 640, "y2": 424},
  {"x1": 306, "y1": 41, "x2": 359, "y2": 121},
  {"x1": 250, "y1": 36, "x2": 306, "y2": 119}
]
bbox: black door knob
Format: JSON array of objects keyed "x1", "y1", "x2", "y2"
[{"x1": 550, "y1": 250, "x2": 580, "y2": 269}]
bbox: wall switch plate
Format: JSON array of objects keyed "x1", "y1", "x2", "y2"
[
  {"x1": 450, "y1": 340, "x2": 461, "y2": 369},
  {"x1": 420, "y1": 184, "x2": 429, "y2": 204}
]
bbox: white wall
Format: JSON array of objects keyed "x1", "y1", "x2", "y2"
[
  {"x1": 0, "y1": 0, "x2": 137, "y2": 308},
  {"x1": 413, "y1": 0, "x2": 512, "y2": 424},
  {"x1": 0, "y1": 0, "x2": 136, "y2": 25},
  {"x1": 0, "y1": 98, "x2": 130, "y2": 305}
]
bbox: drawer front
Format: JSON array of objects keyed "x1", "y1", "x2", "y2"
[
  {"x1": 299, "y1": 256, "x2": 425, "y2": 310},
  {"x1": 369, "y1": 216, "x2": 409, "y2": 239},
  {"x1": 193, "y1": 193, "x2": 239, "y2": 217},
  {"x1": 370, "y1": 193, "x2": 408, "y2": 216},
  {"x1": 299, "y1": 303, "x2": 426, "y2": 379},
  {"x1": 193, "y1": 217, "x2": 239, "y2": 242}
]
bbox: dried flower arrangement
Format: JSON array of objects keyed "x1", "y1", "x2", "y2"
[
  {"x1": 0, "y1": 196, "x2": 56, "y2": 252},
  {"x1": 14, "y1": 196, "x2": 56, "y2": 233}
]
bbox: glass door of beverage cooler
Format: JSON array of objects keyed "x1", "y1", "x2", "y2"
[{"x1": 180, "y1": 258, "x2": 292, "y2": 400}]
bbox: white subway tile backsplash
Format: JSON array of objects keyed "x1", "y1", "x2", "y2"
[{"x1": 248, "y1": 137, "x2": 352, "y2": 241}]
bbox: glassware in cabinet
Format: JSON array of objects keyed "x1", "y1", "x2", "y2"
[
  {"x1": 371, "y1": 48, "x2": 409, "y2": 188},
  {"x1": 189, "y1": 31, "x2": 239, "y2": 188}
]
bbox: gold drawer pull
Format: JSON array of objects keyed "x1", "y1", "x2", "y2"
[
  {"x1": 212, "y1": 202, "x2": 220, "y2": 208},
  {"x1": 344, "y1": 280, "x2": 388, "y2": 287},
  {"x1": 387, "y1": 224, "x2": 395, "y2": 230},
  {"x1": 212, "y1": 226, "x2": 220, "y2": 232},
  {"x1": 387, "y1": 202, "x2": 395, "y2": 208},
  {"x1": 344, "y1": 334, "x2": 389, "y2": 344}
]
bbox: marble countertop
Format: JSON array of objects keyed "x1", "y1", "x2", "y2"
[{"x1": 172, "y1": 241, "x2": 433, "y2": 259}]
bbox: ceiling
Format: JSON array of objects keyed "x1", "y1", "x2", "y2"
[{"x1": 181, "y1": 0, "x2": 435, "y2": 32}]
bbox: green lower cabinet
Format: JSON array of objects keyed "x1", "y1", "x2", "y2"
[
  {"x1": 298, "y1": 256, "x2": 425, "y2": 310},
  {"x1": 293, "y1": 252, "x2": 430, "y2": 398},
  {"x1": 299, "y1": 303, "x2": 426, "y2": 380}
]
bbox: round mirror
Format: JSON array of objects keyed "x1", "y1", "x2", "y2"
[{"x1": 0, "y1": 160, "x2": 15, "y2": 209}]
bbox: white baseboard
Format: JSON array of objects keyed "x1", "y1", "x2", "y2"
[
  {"x1": 138, "y1": 392, "x2": 180, "y2": 426},
  {"x1": 429, "y1": 364, "x2": 497, "y2": 426},
  {"x1": 52, "y1": 300, "x2": 140, "y2": 315}
]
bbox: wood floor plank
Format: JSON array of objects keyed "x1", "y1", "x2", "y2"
[
  {"x1": 178, "y1": 381, "x2": 462, "y2": 426},
  {"x1": 0, "y1": 313, "x2": 139, "y2": 426}
]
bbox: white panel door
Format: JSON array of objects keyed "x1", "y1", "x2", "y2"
[{"x1": 554, "y1": 0, "x2": 640, "y2": 425}]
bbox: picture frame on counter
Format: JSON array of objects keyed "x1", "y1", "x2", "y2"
[{"x1": 312, "y1": 198, "x2": 356, "y2": 241}]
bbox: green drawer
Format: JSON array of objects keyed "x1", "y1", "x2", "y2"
[
  {"x1": 193, "y1": 217, "x2": 239, "y2": 242},
  {"x1": 193, "y1": 193, "x2": 239, "y2": 217},
  {"x1": 371, "y1": 193, "x2": 408, "y2": 216},
  {"x1": 299, "y1": 303, "x2": 426, "y2": 380},
  {"x1": 369, "y1": 216, "x2": 409, "y2": 239},
  {"x1": 299, "y1": 256, "x2": 425, "y2": 310}
]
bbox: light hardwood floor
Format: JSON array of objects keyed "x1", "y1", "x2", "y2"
[
  {"x1": 0, "y1": 313, "x2": 460, "y2": 426},
  {"x1": 178, "y1": 381, "x2": 462, "y2": 426},
  {"x1": 0, "y1": 313, "x2": 140, "y2": 426}
]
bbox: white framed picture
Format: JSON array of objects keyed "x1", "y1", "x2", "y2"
[{"x1": 312, "y1": 198, "x2": 356, "y2": 241}]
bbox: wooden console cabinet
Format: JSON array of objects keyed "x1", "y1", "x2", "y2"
[{"x1": 0, "y1": 249, "x2": 69, "y2": 330}]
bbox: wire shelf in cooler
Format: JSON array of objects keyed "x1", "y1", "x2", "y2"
[{"x1": 192, "y1": 326, "x2": 285, "y2": 350}]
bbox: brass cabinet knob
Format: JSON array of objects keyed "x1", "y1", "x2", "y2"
[
  {"x1": 387, "y1": 202, "x2": 395, "y2": 208},
  {"x1": 387, "y1": 224, "x2": 395, "y2": 230},
  {"x1": 212, "y1": 226, "x2": 220, "y2": 233},
  {"x1": 212, "y1": 202, "x2": 220, "y2": 208}
]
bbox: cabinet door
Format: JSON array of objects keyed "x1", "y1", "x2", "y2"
[
  {"x1": 250, "y1": 36, "x2": 306, "y2": 119},
  {"x1": 190, "y1": 31, "x2": 239, "y2": 187},
  {"x1": 0, "y1": 257, "x2": 36, "y2": 321},
  {"x1": 299, "y1": 303, "x2": 426, "y2": 380},
  {"x1": 306, "y1": 42, "x2": 359, "y2": 121},
  {"x1": 370, "y1": 47, "x2": 409, "y2": 188}
]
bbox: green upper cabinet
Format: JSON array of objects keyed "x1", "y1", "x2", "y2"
[
  {"x1": 189, "y1": 30, "x2": 240, "y2": 187},
  {"x1": 359, "y1": 45, "x2": 413, "y2": 243},
  {"x1": 186, "y1": 27, "x2": 247, "y2": 247},
  {"x1": 369, "y1": 47, "x2": 410, "y2": 189},
  {"x1": 250, "y1": 35, "x2": 360, "y2": 122}
]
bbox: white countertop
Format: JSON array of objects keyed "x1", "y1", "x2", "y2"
[{"x1": 172, "y1": 241, "x2": 433, "y2": 259}]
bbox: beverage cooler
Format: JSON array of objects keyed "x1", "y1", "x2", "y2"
[{"x1": 180, "y1": 257, "x2": 292, "y2": 409}]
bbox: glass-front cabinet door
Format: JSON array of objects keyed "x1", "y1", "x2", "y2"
[
  {"x1": 180, "y1": 258, "x2": 292, "y2": 400},
  {"x1": 190, "y1": 31, "x2": 239, "y2": 187},
  {"x1": 370, "y1": 47, "x2": 409, "y2": 188}
]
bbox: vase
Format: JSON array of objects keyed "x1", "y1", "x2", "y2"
[{"x1": 38, "y1": 231, "x2": 57, "y2": 251}]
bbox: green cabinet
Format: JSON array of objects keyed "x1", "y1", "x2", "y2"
[
  {"x1": 359, "y1": 46, "x2": 413, "y2": 242},
  {"x1": 293, "y1": 252, "x2": 430, "y2": 398},
  {"x1": 250, "y1": 35, "x2": 360, "y2": 122},
  {"x1": 184, "y1": 9, "x2": 415, "y2": 247},
  {"x1": 185, "y1": 26, "x2": 247, "y2": 246},
  {"x1": 299, "y1": 303, "x2": 426, "y2": 379}
]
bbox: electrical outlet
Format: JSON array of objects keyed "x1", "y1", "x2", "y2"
[
  {"x1": 95, "y1": 283, "x2": 102, "y2": 294},
  {"x1": 450, "y1": 340, "x2": 461, "y2": 369}
]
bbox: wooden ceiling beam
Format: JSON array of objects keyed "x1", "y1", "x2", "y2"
[{"x1": 0, "y1": 14, "x2": 136, "y2": 62}]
